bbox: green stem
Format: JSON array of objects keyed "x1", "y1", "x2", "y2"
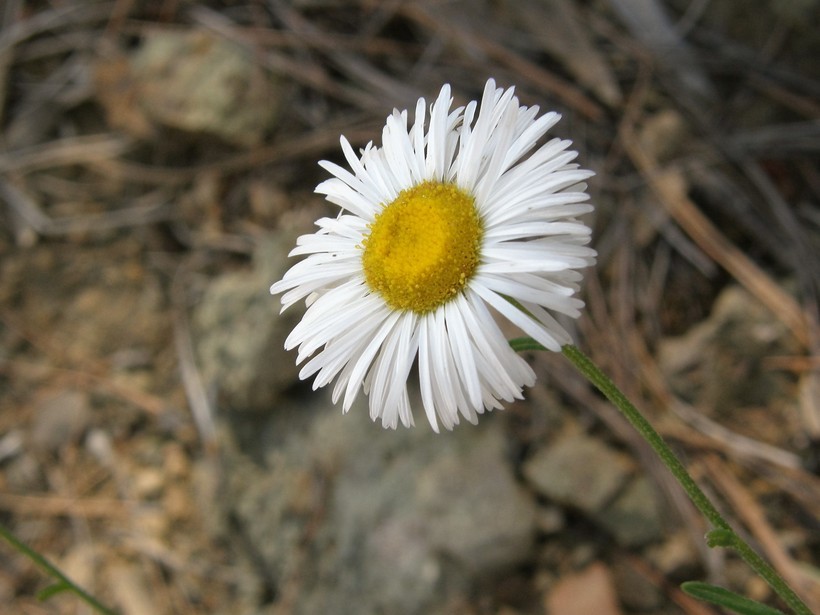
[
  {"x1": 0, "y1": 522, "x2": 118, "y2": 615},
  {"x1": 510, "y1": 338, "x2": 812, "y2": 615}
]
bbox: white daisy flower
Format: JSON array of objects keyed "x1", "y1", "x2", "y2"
[{"x1": 271, "y1": 79, "x2": 596, "y2": 432}]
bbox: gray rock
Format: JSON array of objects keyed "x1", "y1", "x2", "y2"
[
  {"x1": 416, "y1": 425, "x2": 537, "y2": 574},
  {"x1": 534, "y1": 505, "x2": 566, "y2": 535},
  {"x1": 222, "y1": 392, "x2": 537, "y2": 615},
  {"x1": 612, "y1": 558, "x2": 665, "y2": 611},
  {"x1": 193, "y1": 234, "x2": 302, "y2": 412},
  {"x1": 594, "y1": 476, "x2": 664, "y2": 547},
  {"x1": 0, "y1": 429, "x2": 23, "y2": 464},
  {"x1": 128, "y1": 30, "x2": 281, "y2": 146},
  {"x1": 32, "y1": 390, "x2": 91, "y2": 454},
  {"x1": 522, "y1": 431, "x2": 634, "y2": 514}
]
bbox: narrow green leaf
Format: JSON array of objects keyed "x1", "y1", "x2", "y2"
[
  {"x1": 681, "y1": 581, "x2": 786, "y2": 615},
  {"x1": 37, "y1": 582, "x2": 71, "y2": 601},
  {"x1": 706, "y1": 528, "x2": 736, "y2": 548}
]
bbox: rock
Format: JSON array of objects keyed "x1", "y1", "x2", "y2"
[
  {"x1": 0, "y1": 429, "x2": 23, "y2": 464},
  {"x1": 522, "y1": 431, "x2": 634, "y2": 514},
  {"x1": 3, "y1": 453, "x2": 44, "y2": 492},
  {"x1": 534, "y1": 505, "x2": 566, "y2": 535},
  {"x1": 31, "y1": 390, "x2": 92, "y2": 454},
  {"x1": 85, "y1": 429, "x2": 115, "y2": 467},
  {"x1": 95, "y1": 29, "x2": 281, "y2": 146},
  {"x1": 544, "y1": 562, "x2": 622, "y2": 615},
  {"x1": 416, "y1": 425, "x2": 537, "y2": 573},
  {"x1": 645, "y1": 529, "x2": 700, "y2": 577},
  {"x1": 59, "y1": 543, "x2": 100, "y2": 601},
  {"x1": 611, "y1": 559, "x2": 664, "y2": 611},
  {"x1": 221, "y1": 391, "x2": 537, "y2": 614},
  {"x1": 132, "y1": 467, "x2": 165, "y2": 500},
  {"x1": 193, "y1": 234, "x2": 302, "y2": 412},
  {"x1": 106, "y1": 559, "x2": 157, "y2": 615},
  {"x1": 594, "y1": 476, "x2": 664, "y2": 547}
]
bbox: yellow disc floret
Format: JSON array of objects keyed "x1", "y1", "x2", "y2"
[{"x1": 361, "y1": 181, "x2": 483, "y2": 313}]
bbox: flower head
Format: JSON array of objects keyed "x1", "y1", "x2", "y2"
[{"x1": 271, "y1": 79, "x2": 595, "y2": 431}]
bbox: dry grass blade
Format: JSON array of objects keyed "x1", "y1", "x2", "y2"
[
  {"x1": 0, "y1": 2, "x2": 114, "y2": 54},
  {"x1": 608, "y1": 0, "x2": 715, "y2": 104},
  {"x1": 0, "y1": 178, "x2": 174, "y2": 237},
  {"x1": 511, "y1": 0, "x2": 622, "y2": 107},
  {"x1": 0, "y1": 493, "x2": 130, "y2": 519},
  {"x1": 93, "y1": 123, "x2": 376, "y2": 184},
  {"x1": 669, "y1": 401, "x2": 802, "y2": 471},
  {"x1": 188, "y1": 5, "x2": 381, "y2": 110},
  {"x1": 399, "y1": 2, "x2": 604, "y2": 120},
  {"x1": 0, "y1": 134, "x2": 129, "y2": 174},
  {"x1": 621, "y1": 128, "x2": 813, "y2": 348},
  {"x1": 627, "y1": 318, "x2": 809, "y2": 478},
  {"x1": 171, "y1": 260, "x2": 218, "y2": 452},
  {"x1": 0, "y1": 314, "x2": 169, "y2": 417},
  {"x1": 265, "y1": 0, "x2": 419, "y2": 107}
]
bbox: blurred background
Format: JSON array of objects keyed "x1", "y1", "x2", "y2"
[{"x1": 0, "y1": 0, "x2": 818, "y2": 613}]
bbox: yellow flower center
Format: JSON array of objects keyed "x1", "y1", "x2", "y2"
[{"x1": 362, "y1": 181, "x2": 483, "y2": 313}]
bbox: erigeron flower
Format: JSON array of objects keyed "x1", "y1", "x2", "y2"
[{"x1": 271, "y1": 79, "x2": 596, "y2": 432}]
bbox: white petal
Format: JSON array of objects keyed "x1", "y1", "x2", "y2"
[
  {"x1": 479, "y1": 273, "x2": 583, "y2": 318},
  {"x1": 444, "y1": 297, "x2": 482, "y2": 411},
  {"x1": 417, "y1": 315, "x2": 440, "y2": 432},
  {"x1": 342, "y1": 310, "x2": 402, "y2": 412},
  {"x1": 472, "y1": 281, "x2": 564, "y2": 351},
  {"x1": 426, "y1": 84, "x2": 452, "y2": 179},
  {"x1": 428, "y1": 308, "x2": 462, "y2": 429}
]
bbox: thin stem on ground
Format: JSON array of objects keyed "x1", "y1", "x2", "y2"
[
  {"x1": 0, "y1": 522, "x2": 118, "y2": 615},
  {"x1": 509, "y1": 337, "x2": 812, "y2": 615}
]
